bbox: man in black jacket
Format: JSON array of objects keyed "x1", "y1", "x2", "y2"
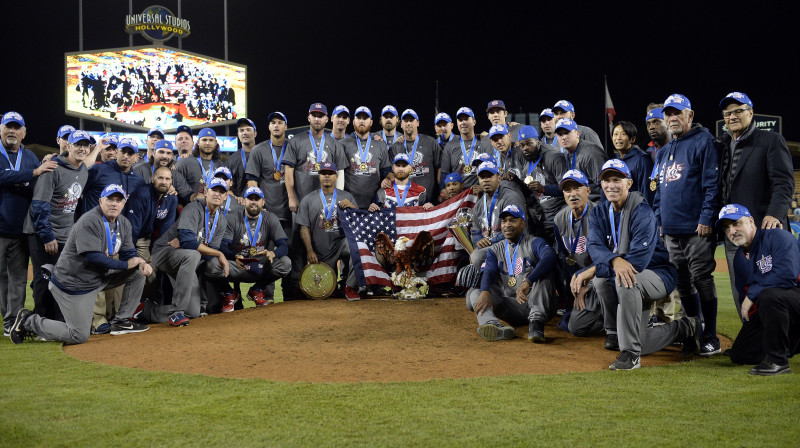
[{"x1": 718, "y1": 92, "x2": 794, "y2": 320}]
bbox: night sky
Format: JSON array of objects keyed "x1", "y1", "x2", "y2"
[{"x1": 3, "y1": 0, "x2": 798, "y2": 148}]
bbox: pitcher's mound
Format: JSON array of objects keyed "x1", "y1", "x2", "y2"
[{"x1": 64, "y1": 298, "x2": 726, "y2": 383}]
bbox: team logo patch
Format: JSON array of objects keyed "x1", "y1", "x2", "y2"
[
  {"x1": 756, "y1": 255, "x2": 773, "y2": 274},
  {"x1": 719, "y1": 204, "x2": 739, "y2": 219},
  {"x1": 663, "y1": 162, "x2": 684, "y2": 183}
]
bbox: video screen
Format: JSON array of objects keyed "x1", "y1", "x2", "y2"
[{"x1": 65, "y1": 46, "x2": 247, "y2": 131}]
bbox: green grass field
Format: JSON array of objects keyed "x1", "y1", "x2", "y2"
[{"x1": 2, "y1": 255, "x2": 799, "y2": 447}]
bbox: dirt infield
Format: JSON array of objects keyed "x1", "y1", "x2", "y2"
[{"x1": 64, "y1": 298, "x2": 731, "y2": 383}]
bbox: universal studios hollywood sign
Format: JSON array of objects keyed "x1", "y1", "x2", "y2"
[{"x1": 125, "y1": 5, "x2": 191, "y2": 42}]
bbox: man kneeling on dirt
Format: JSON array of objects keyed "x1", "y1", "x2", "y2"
[{"x1": 466, "y1": 204, "x2": 558, "y2": 343}]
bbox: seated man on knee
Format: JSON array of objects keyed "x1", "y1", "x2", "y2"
[
  {"x1": 719, "y1": 204, "x2": 800, "y2": 376},
  {"x1": 466, "y1": 204, "x2": 558, "y2": 342},
  {"x1": 572, "y1": 160, "x2": 701, "y2": 370}
]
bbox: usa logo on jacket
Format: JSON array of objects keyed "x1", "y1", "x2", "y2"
[{"x1": 757, "y1": 255, "x2": 773, "y2": 274}]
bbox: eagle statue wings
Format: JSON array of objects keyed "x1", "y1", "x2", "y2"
[{"x1": 375, "y1": 231, "x2": 435, "y2": 280}]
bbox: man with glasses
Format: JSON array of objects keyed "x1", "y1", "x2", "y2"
[{"x1": 718, "y1": 92, "x2": 794, "y2": 321}]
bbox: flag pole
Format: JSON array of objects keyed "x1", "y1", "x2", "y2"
[{"x1": 603, "y1": 75, "x2": 608, "y2": 156}]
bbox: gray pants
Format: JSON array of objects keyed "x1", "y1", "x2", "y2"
[
  {"x1": 0, "y1": 236, "x2": 28, "y2": 333},
  {"x1": 663, "y1": 233, "x2": 717, "y2": 303},
  {"x1": 318, "y1": 242, "x2": 357, "y2": 291},
  {"x1": 465, "y1": 277, "x2": 557, "y2": 328},
  {"x1": 142, "y1": 248, "x2": 203, "y2": 322},
  {"x1": 470, "y1": 246, "x2": 489, "y2": 269},
  {"x1": 224, "y1": 256, "x2": 291, "y2": 284},
  {"x1": 567, "y1": 286, "x2": 604, "y2": 337},
  {"x1": 593, "y1": 270, "x2": 683, "y2": 356},
  {"x1": 264, "y1": 218, "x2": 294, "y2": 299},
  {"x1": 724, "y1": 238, "x2": 745, "y2": 321},
  {"x1": 25, "y1": 269, "x2": 144, "y2": 345}
]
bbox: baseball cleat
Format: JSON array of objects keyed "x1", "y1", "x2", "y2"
[
  {"x1": 169, "y1": 312, "x2": 190, "y2": 327},
  {"x1": 528, "y1": 321, "x2": 545, "y2": 343},
  {"x1": 110, "y1": 319, "x2": 149, "y2": 335},
  {"x1": 478, "y1": 324, "x2": 514, "y2": 342},
  {"x1": 749, "y1": 360, "x2": 791, "y2": 376},
  {"x1": 609, "y1": 350, "x2": 641, "y2": 371},
  {"x1": 9, "y1": 308, "x2": 33, "y2": 344}
]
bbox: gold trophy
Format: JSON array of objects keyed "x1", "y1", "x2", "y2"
[{"x1": 448, "y1": 207, "x2": 475, "y2": 254}]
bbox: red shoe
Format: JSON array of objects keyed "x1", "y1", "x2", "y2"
[
  {"x1": 247, "y1": 288, "x2": 272, "y2": 307},
  {"x1": 221, "y1": 291, "x2": 238, "y2": 313},
  {"x1": 344, "y1": 286, "x2": 361, "y2": 301}
]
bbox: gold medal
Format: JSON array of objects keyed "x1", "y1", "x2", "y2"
[
  {"x1": 566, "y1": 255, "x2": 576, "y2": 266},
  {"x1": 360, "y1": 162, "x2": 368, "y2": 172},
  {"x1": 274, "y1": 171, "x2": 283, "y2": 181},
  {"x1": 463, "y1": 165, "x2": 472, "y2": 174},
  {"x1": 249, "y1": 247, "x2": 258, "y2": 256},
  {"x1": 314, "y1": 163, "x2": 321, "y2": 171},
  {"x1": 323, "y1": 220, "x2": 333, "y2": 230},
  {"x1": 669, "y1": 155, "x2": 673, "y2": 161},
  {"x1": 508, "y1": 277, "x2": 517, "y2": 287},
  {"x1": 524, "y1": 175, "x2": 534, "y2": 185},
  {"x1": 649, "y1": 180, "x2": 657, "y2": 191}
]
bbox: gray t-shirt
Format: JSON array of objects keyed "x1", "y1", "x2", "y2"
[
  {"x1": 522, "y1": 144, "x2": 568, "y2": 221},
  {"x1": 23, "y1": 156, "x2": 88, "y2": 244},
  {"x1": 223, "y1": 209, "x2": 286, "y2": 259},
  {"x1": 283, "y1": 132, "x2": 348, "y2": 203},
  {"x1": 340, "y1": 136, "x2": 391, "y2": 209},
  {"x1": 224, "y1": 148, "x2": 251, "y2": 197},
  {"x1": 245, "y1": 140, "x2": 290, "y2": 222},
  {"x1": 472, "y1": 185, "x2": 525, "y2": 241},
  {"x1": 489, "y1": 146, "x2": 527, "y2": 180},
  {"x1": 153, "y1": 198, "x2": 228, "y2": 253},
  {"x1": 174, "y1": 156, "x2": 220, "y2": 196},
  {"x1": 53, "y1": 206, "x2": 133, "y2": 291},
  {"x1": 389, "y1": 134, "x2": 441, "y2": 198},
  {"x1": 132, "y1": 162, "x2": 193, "y2": 203},
  {"x1": 296, "y1": 188, "x2": 356, "y2": 262},
  {"x1": 441, "y1": 135, "x2": 490, "y2": 188},
  {"x1": 563, "y1": 141, "x2": 608, "y2": 202}
]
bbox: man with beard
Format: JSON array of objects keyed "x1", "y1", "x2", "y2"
[
  {"x1": 1, "y1": 112, "x2": 58, "y2": 336},
  {"x1": 434, "y1": 112, "x2": 456, "y2": 149},
  {"x1": 80, "y1": 137, "x2": 145, "y2": 216},
  {"x1": 573, "y1": 159, "x2": 702, "y2": 370},
  {"x1": 174, "y1": 125, "x2": 194, "y2": 160},
  {"x1": 514, "y1": 125, "x2": 567, "y2": 244},
  {"x1": 133, "y1": 139, "x2": 193, "y2": 205},
  {"x1": 10, "y1": 184, "x2": 151, "y2": 345},
  {"x1": 611, "y1": 121, "x2": 654, "y2": 205},
  {"x1": 139, "y1": 178, "x2": 230, "y2": 323},
  {"x1": 388, "y1": 109, "x2": 441, "y2": 199},
  {"x1": 296, "y1": 162, "x2": 359, "y2": 300},
  {"x1": 24, "y1": 130, "x2": 91, "y2": 323},
  {"x1": 469, "y1": 161, "x2": 525, "y2": 268},
  {"x1": 330, "y1": 105, "x2": 351, "y2": 141},
  {"x1": 440, "y1": 107, "x2": 489, "y2": 190},
  {"x1": 552, "y1": 170, "x2": 603, "y2": 338},
  {"x1": 175, "y1": 127, "x2": 223, "y2": 202},
  {"x1": 341, "y1": 106, "x2": 392, "y2": 209},
  {"x1": 555, "y1": 118, "x2": 607, "y2": 202},
  {"x1": 225, "y1": 118, "x2": 258, "y2": 197},
  {"x1": 372, "y1": 153, "x2": 432, "y2": 210},
  {"x1": 212, "y1": 187, "x2": 291, "y2": 311},
  {"x1": 373, "y1": 105, "x2": 403, "y2": 146},
  {"x1": 552, "y1": 100, "x2": 603, "y2": 150},
  {"x1": 719, "y1": 204, "x2": 800, "y2": 375},
  {"x1": 466, "y1": 204, "x2": 557, "y2": 342}
]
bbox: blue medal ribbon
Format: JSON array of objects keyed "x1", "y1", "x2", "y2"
[
  {"x1": 406, "y1": 136, "x2": 419, "y2": 172},
  {"x1": 356, "y1": 135, "x2": 372, "y2": 170},
  {"x1": 103, "y1": 216, "x2": 118, "y2": 256},
  {"x1": 570, "y1": 150, "x2": 577, "y2": 170},
  {"x1": 244, "y1": 213, "x2": 263, "y2": 251},
  {"x1": 197, "y1": 157, "x2": 214, "y2": 186},
  {"x1": 223, "y1": 196, "x2": 231, "y2": 216},
  {"x1": 319, "y1": 188, "x2": 338, "y2": 222},
  {"x1": 382, "y1": 130, "x2": 398, "y2": 145},
  {"x1": 460, "y1": 136, "x2": 476, "y2": 170},
  {"x1": 0, "y1": 145, "x2": 22, "y2": 171},
  {"x1": 484, "y1": 189, "x2": 499, "y2": 232},
  {"x1": 270, "y1": 141, "x2": 286, "y2": 176},
  {"x1": 392, "y1": 181, "x2": 412, "y2": 207},
  {"x1": 527, "y1": 154, "x2": 544, "y2": 176},
  {"x1": 205, "y1": 205, "x2": 220, "y2": 244},
  {"x1": 505, "y1": 237, "x2": 521, "y2": 277},
  {"x1": 569, "y1": 204, "x2": 589, "y2": 255},
  {"x1": 241, "y1": 149, "x2": 248, "y2": 173},
  {"x1": 650, "y1": 147, "x2": 659, "y2": 182},
  {"x1": 608, "y1": 205, "x2": 623, "y2": 254},
  {"x1": 309, "y1": 130, "x2": 326, "y2": 168}
]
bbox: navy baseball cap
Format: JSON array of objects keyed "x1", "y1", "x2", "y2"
[
  {"x1": 663, "y1": 93, "x2": 691, "y2": 111},
  {"x1": 57, "y1": 124, "x2": 75, "y2": 138},
  {"x1": 147, "y1": 126, "x2": 165, "y2": 138},
  {"x1": 118, "y1": 137, "x2": 139, "y2": 152},
  {"x1": 237, "y1": 118, "x2": 257, "y2": 131},
  {"x1": 309, "y1": 102, "x2": 328, "y2": 115},
  {"x1": 720, "y1": 92, "x2": 753, "y2": 110},
  {"x1": 268, "y1": 111, "x2": 287, "y2": 124},
  {"x1": 318, "y1": 161, "x2": 337, "y2": 173},
  {"x1": 517, "y1": 125, "x2": 539, "y2": 141},
  {"x1": 354, "y1": 106, "x2": 372, "y2": 118},
  {"x1": 600, "y1": 159, "x2": 631, "y2": 179},
  {"x1": 213, "y1": 167, "x2": 233, "y2": 179},
  {"x1": 381, "y1": 105, "x2": 398, "y2": 117},
  {"x1": 477, "y1": 161, "x2": 500, "y2": 176},
  {"x1": 444, "y1": 172, "x2": 463, "y2": 184},
  {"x1": 435, "y1": 112, "x2": 452, "y2": 124},
  {"x1": 552, "y1": 100, "x2": 574, "y2": 113},
  {"x1": 471, "y1": 152, "x2": 496, "y2": 167},
  {"x1": 208, "y1": 178, "x2": 229, "y2": 191},
  {"x1": 100, "y1": 184, "x2": 126, "y2": 199},
  {"x1": 154, "y1": 140, "x2": 172, "y2": 151},
  {"x1": 198, "y1": 128, "x2": 216, "y2": 139},
  {"x1": 401, "y1": 109, "x2": 419, "y2": 120},
  {"x1": 244, "y1": 186, "x2": 264, "y2": 199},
  {"x1": 393, "y1": 153, "x2": 412, "y2": 165},
  {"x1": 332, "y1": 105, "x2": 350, "y2": 117},
  {"x1": 555, "y1": 118, "x2": 578, "y2": 133},
  {"x1": 646, "y1": 108, "x2": 664, "y2": 122},
  {"x1": 456, "y1": 107, "x2": 474, "y2": 119},
  {"x1": 176, "y1": 125, "x2": 192, "y2": 136},
  {"x1": 68, "y1": 130, "x2": 96, "y2": 145},
  {"x1": 539, "y1": 108, "x2": 555, "y2": 120},
  {"x1": 717, "y1": 203, "x2": 752, "y2": 227},
  {"x1": 1, "y1": 111, "x2": 25, "y2": 127},
  {"x1": 488, "y1": 125, "x2": 508, "y2": 139},
  {"x1": 486, "y1": 99, "x2": 506, "y2": 112},
  {"x1": 499, "y1": 204, "x2": 526, "y2": 221},
  {"x1": 559, "y1": 169, "x2": 589, "y2": 188}
]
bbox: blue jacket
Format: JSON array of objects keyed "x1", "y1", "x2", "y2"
[
  {"x1": 125, "y1": 183, "x2": 177, "y2": 243},
  {"x1": 586, "y1": 193, "x2": 676, "y2": 291},
  {"x1": 733, "y1": 228, "x2": 800, "y2": 302},
  {"x1": 0, "y1": 145, "x2": 39, "y2": 235},
  {"x1": 619, "y1": 146, "x2": 655, "y2": 206},
  {"x1": 653, "y1": 125, "x2": 719, "y2": 233},
  {"x1": 81, "y1": 160, "x2": 145, "y2": 215}
]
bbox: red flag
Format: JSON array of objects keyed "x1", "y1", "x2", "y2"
[{"x1": 605, "y1": 79, "x2": 616, "y2": 134}]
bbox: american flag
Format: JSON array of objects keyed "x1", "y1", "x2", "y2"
[{"x1": 341, "y1": 190, "x2": 477, "y2": 288}]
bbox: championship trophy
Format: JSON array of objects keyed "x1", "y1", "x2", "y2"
[{"x1": 448, "y1": 207, "x2": 474, "y2": 254}]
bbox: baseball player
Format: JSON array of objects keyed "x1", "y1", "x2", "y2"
[
  {"x1": 434, "y1": 112, "x2": 455, "y2": 149},
  {"x1": 212, "y1": 167, "x2": 244, "y2": 218},
  {"x1": 372, "y1": 153, "x2": 432, "y2": 210},
  {"x1": 573, "y1": 159, "x2": 702, "y2": 370},
  {"x1": 9, "y1": 184, "x2": 151, "y2": 345},
  {"x1": 440, "y1": 107, "x2": 489, "y2": 189},
  {"x1": 388, "y1": 109, "x2": 441, "y2": 200},
  {"x1": 481, "y1": 100, "x2": 521, "y2": 146},
  {"x1": 538, "y1": 109, "x2": 561, "y2": 151},
  {"x1": 551, "y1": 100, "x2": 604, "y2": 150},
  {"x1": 554, "y1": 118, "x2": 608, "y2": 202},
  {"x1": 340, "y1": 106, "x2": 392, "y2": 209},
  {"x1": 466, "y1": 204, "x2": 558, "y2": 342},
  {"x1": 55, "y1": 125, "x2": 75, "y2": 155},
  {"x1": 132, "y1": 139, "x2": 193, "y2": 204},
  {"x1": 330, "y1": 105, "x2": 351, "y2": 141},
  {"x1": 174, "y1": 127, "x2": 223, "y2": 202},
  {"x1": 373, "y1": 105, "x2": 403, "y2": 146},
  {"x1": 225, "y1": 118, "x2": 258, "y2": 197},
  {"x1": 487, "y1": 124, "x2": 526, "y2": 180}
]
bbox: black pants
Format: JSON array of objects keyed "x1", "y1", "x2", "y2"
[
  {"x1": 730, "y1": 287, "x2": 800, "y2": 365},
  {"x1": 28, "y1": 234, "x2": 64, "y2": 322}
]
